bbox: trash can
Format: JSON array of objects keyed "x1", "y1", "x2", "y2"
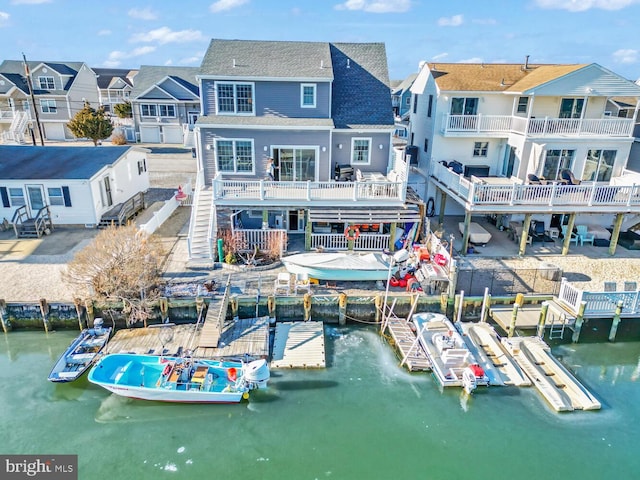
[{"x1": 539, "y1": 262, "x2": 562, "y2": 281}]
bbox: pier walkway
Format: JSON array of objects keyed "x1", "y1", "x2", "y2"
[
  {"x1": 384, "y1": 316, "x2": 431, "y2": 371},
  {"x1": 271, "y1": 321, "x2": 326, "y2": 368}
]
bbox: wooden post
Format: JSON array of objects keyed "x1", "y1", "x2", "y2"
[
  {"x1": 338, "y1": 293, "x2": 347, "y2": 326},
  {"x1": 480, "y1": 287, "x2": 490, "y2": 323},
  {"x1": 536, "y1": 301, "x2": 549, "y2": 339},
  {"x1": 73, "y1": 297, "x2": 85, "y2": 331},
  {"x1": 85, "y1": 299, "x2": 95, "y2": 326},
  {"x1": 561, "y1": 213, "x2": 577, "y2": 256},
  {"x1": 609, "y1": 300, "x2": 624, "y2": 342},
  {"x1": 39, "y1": 298, "x2": 51, "y2": 332},
  {"x1": 0, "y1": 299, "x2": 10, "y2": 333},
  {"x1": 159, "y1": 297, "x2": 169, "y2": 322},
  {"x1": 572, "y1": 301, "x2": 587, "y2": 343},
  {"x1": 519, "y1": 213, "x2": 532, "y2": 256},
  {"x1": 440, "y1": 293, "x2": 448, "y2": 315},
  {"x1": 305, "y1": 214, "x2": 312, "y2": 251},
  {"x1": 267, "y1": 295, "x2": 276, "y2": 318},
  {"x1": 453, "y1": 294, "x2": 460, "y2": 323},
  {"x1": 508, "y1": 304, "x2": 519, "y2": 338},
  {"x1": 303, "y1": 293, "x2": 312, "y2": 322},
  {"x1": 608, "y1": 213, "x2": 624, "y2": 256},
  {"x1": 374, "y1": 295, "x2": 382, "y2": 324},
  {"x1": 437, "y1": 188, "x2": 447, "y2": 225},
  {"x1": 461, "y1": 212, "x2": 471, "y2": 256},
  {"x1": 230, "y1": 294, "x2": 239, "y2": 320},
  {"x1": 389, "y1": 222, "x2": 397, "y2": 252}
]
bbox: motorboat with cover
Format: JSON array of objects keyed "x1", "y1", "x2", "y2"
[{"x1": 282, "y1": 252, "x2": 397, "y2": 281}]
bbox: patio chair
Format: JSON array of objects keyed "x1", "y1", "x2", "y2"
[
  {"x1": 294, "y1": 273, "x2": 312, "y2": 294},
  {"x1": 561, "y1": 225, "x2": 579, "y2": 245},
  {"x1": 527, "y1": 173, "x2": 546, "y2": 185},
  {"x1": 623, "y1": 281, "x2": 637, "y2": 292},
  {"x1": 529, "y1": 220, "x2": 546, "y2": 242},
  {"x1": 560, "y1": 169, "x2": 581, "y2": 185},
  {"x1": 274, "y1": 272, "x2": 291, "y2": 295},
  {"x1": 604, "y1": 281, "x2": 617, "y2": 292},
  {"x1": 575, "y1": 225, "x2": 595, "y2": 246}
]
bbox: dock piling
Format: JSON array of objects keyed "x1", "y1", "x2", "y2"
[
  {"x1": 608, "y1": 300, "x2": 624, "y2": 342},
  {"x1": 0, "y1": 299, "x2": 10, "y2": 333},
  {"x1": 338, "y1": 293, "x2": 347, "y2": 326},
  {"x1": 508, "y1": 304, "x2": 519, "y2": 338},
  {"x1": 39, "y1": 298, "x2": 51, "y2": 332},
  {"x1": 571, "y1": 301, "x2": 587, "y2": 343},
  {"x1": 536, "y1": 301, "x2": 549, "y2": 338},
  {"x1": 73, "y1": 297, "x2": 85, "y2": 331}
]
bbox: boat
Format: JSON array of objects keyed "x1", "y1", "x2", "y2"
[
  {"x1": 88, "y1": 353, "x2": 270, "y2": 403},
  {"x1": 411, "y1": 312, "x2": 489, "y2": 394},
  {"x1": 48, "y1": 318, "x2": 112, "y2": 383},
  {"x1": 282, "y1": 252, "x2": 396, "y2": 281}
]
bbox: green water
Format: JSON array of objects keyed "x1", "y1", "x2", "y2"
[{"x1": 1, "y1": 327, "x2": 639, "y2": 479}]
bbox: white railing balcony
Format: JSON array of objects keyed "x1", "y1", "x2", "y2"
[
  {"x1": 0, "y1": 110, "x2": 16, "y2": 121},
  {"x1": 432, "y1": 161, "x2": 640, "y2": 213},
  {"x1": 310, "y1": 233, "x2": 390, "y2": 251},
  {"x1": 212, "y1": 176, "x2": 405, "y2": 206},
  {"x1": 441, "y1": 114, "x2": 634, "y2": 138},
  {"x1": 233, "y1": 228, "x2": 288, "y2": 255},
  {"x1": 558, "y1": 278, "x2": 640, "y2": 316}
]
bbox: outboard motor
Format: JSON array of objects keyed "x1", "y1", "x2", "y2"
[
  {"x1": 93, "y1": 317, "x2": 104, "y2": 333},
  {"x1": 243, "y1": 359, "x2": 270, "y2": 390}
]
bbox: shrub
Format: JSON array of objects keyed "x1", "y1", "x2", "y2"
[{"x1": 111, "y1": 131, "x2": 127, "y2": 145}]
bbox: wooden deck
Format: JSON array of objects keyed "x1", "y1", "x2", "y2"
[
  {"x1": 105, "y1": 324, "x2": 196, "y2": 356},
  {"x1": 489, "y1": 301, "x2": 574, "y2": 332},
  {"x1": 384, "y1": 316, "x2": 431, "y2": 372},
  {"x1": 271, "y1": 321, "x2": 326, "y2": 368},
  {"x1": 194, "y1": 316, "x2": 269, "y2": 359},
  {"x1": 198, "y1": 278, "x2": 231, "y2": 348}
]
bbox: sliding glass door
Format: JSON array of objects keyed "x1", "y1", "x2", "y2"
[{"x1": 273, "y1": 147, "x2": 317, "y2": 181}]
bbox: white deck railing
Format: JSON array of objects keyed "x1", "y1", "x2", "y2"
[
  {"x1": 212, "y1": 176, "x2": 404, "y2": 204},
  {"x1": 441, "y1": 114, "x2": 633, "y2": 138},
  {"x1": 558, "y1": 278, "x2": 640, "y2": 316},
  {"x1": 433, "y1": 162, "x2": 640, "y2": 210},
  {"x1": 310, "y1": 233, "x2": 390, "y2": 251},
  {"x1": 232, "y1": 228, "x2": 288, "y2": 255}
]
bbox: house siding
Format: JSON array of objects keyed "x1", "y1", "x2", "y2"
[{"x1": 332, "y1": 131, "x2": 391, "y2": 173}]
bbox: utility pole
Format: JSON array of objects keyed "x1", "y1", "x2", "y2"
[{"x1": 22, "y1": 53, "x2": 44, "y2": 146}]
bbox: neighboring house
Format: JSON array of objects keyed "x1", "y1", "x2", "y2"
[
  {"x1": 392, "y1": 72, "x2": 417, "y2": 119},
  {"x1": 0, "y1": 60, "x2": 100, "y2": 143},
  {"x1": 0, "y1": 145, "x2": 150, "y2": 227},
  {"x1": 93, "y1": 67, "x2": 137, "y2": 114},
  {"x1": 189, "y1": 39, "x2": 416, "y2": 261},
  {"x1": 130, "y1": 66, "x2": 200, "y2": 145},
  {"x1": 408, "y1": 61, "x2": 640, "y2": 255}
]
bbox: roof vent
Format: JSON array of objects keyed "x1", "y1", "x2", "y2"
[
  {"x1": 523, "y1": 55, "x2": 530, "y2": 70},
  {"x1": 320, "y1": 60, "x2": 324, "y2": 69},
  {"x1": 347, "y1": 59, "x2": 350, "y2": 69},
  {"x1": 500, "y1": 78, "x2": 505, "y2": 87},
  {"x1": 233, "y1": 58, "x2": 236, "y2": 68}
]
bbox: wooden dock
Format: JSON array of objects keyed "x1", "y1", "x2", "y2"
[
  {"x1": 194, "y1": 316, "x2": 269, "y2": 359},
  {"x1": 489, "y1": 300, "x2": 574, "y2": 332},
  {"x1": 105, "y1": 324, "x2": 196, "y2": 356},
  {"x1": 198, "y1": 278, "x2": 231, "y2": 348},
  {"x1": 384, "y1": 316, "x2": 431, "y2": 372},
  {"x1": 271, "y1": 321, "x2": 326, "y2": 368}
]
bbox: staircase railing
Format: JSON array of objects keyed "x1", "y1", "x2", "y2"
[
  {"x1": 187, "y1": 169, "x2": 204, "y2": 259},
  {"x1": 33, "y1": 205, "x2": 53, "y2": 236},
  {"x1": 11, "y1": 205, "x2": 29, "y2": 237}
]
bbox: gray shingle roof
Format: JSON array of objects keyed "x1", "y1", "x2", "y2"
[
  {"x1": 0, "y1": 146, "x2": 132, "y2": 180},
  {"x1": 330, "y1": 43, "x2": 394, "y2": 129},
  {"x1": 197, "y1": 115, "x2": 334, "y2": 128},
  {"x1": 131, "y1": 66, "x2": 200, "y2": 99},
  {"x1": 93, "y1": 68, "x2": 136, "y2": 89},
  {"x1": 0, "y1": 60, "x2": 84, "y2": 95},
  {"x1": 200, "y1": 39, "x2": 334, "y2": 79}
]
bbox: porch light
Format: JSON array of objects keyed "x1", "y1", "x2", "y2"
[
  {"x1": 206, "y1": 144, "x2": 212, "y2": 150},
  {"x1": 263, "y1": 146, "x2": 268, "y2": 152},
  {"x1": 338, "y1": 143, "x2": 343, "y2": 149},
  {"x1": 379, "y1": 144, "x2": 384, "y2": 150},
  {"x1": 322, "y1": 146, "x2": 326, "y2": 152}
]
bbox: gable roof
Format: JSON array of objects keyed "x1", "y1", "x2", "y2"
[
  {"x1": 0, "y1": 146, "x2": 133, "y2": 180},
  {"x1": 200, "y1": 39, "x2": 334, "y2": 80},
  {"x1": 0, "y1": 60, "x2": 86, "y2": 95},
  {"x1": 93, "y1": 68, "x2": 137, "y2": 89},
  {"x1": 330, "y1": 43, "x2": 394, "y2": 129},
  {"x1": 392, "y1": 72, "x2": 418, "y2": 95},
  {"x1": 131, "y1": 66, "x2": 199, "y2": 99}
]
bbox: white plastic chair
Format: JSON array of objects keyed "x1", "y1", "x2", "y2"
[
  {"x1": 274, "y1": 272, "x2": 291, "y2": 295},
  {"x1": 294, "y1": 273, "x2": 311, "y2": 294}
]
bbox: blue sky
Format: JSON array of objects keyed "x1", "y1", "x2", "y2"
[{"x1": 1, "y1": 0, "x2": 639, "y2": 81}]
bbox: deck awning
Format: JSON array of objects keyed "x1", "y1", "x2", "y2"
[{"x1": 308, "y1": 206, "x2": 422, "y2": 223}]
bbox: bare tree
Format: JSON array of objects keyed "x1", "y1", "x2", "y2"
[{"x1": 63, "y1": 224, "x2": 165, "y2": 326}]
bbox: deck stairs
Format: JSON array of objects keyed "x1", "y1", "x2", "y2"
[
  {"x1": 2, "y1": 111, "x2": 29, "y2": 144},
  {"x1": 98, "y1": 192, "x2": 145, "y2": 228},
  {"x1": 12, "y1": 205, "x2": 53, "y2": 238},
  {"x1": 187, "y1": 186, "x2": 215, "y2": 261}
]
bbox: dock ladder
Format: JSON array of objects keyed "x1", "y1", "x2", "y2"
[{"x1": 548, "y1": 312, "x2": 566, "y2": 340}]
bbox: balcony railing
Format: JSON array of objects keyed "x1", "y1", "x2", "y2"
[
  {"x1": 0, "y1": 110, "x2": 16, "y2": 121},
  {"x1": 212, "y1": 176, "x2": 405, "y2": 204},
  {"x1": 558, "y1": 278, "x2": 640, "y2": 316},
  {"x1": 432, "y1": 162, "x2": 640, "y2": 211},
  {"x1": 441, "y1": 114, "x2": 634, "y2": 138},
  {"x1": 310, "y1": 233, "x2": 390, "y2": 251}
]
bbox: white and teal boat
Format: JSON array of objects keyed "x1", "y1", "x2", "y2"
[
  {"x1": 88, "y1": 354, "x2": 270, "y2": 403},
  {"x1": 282, "y1": 252, "x2": 396, "y2": 281}
]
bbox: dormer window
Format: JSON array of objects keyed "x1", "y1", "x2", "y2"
[
  {"x1": 38, "y1": 76, "x2": 55, "y2": 89},
  {"x1": 216, "y1": 82, "x2": 254, "y2": 115},
  {"x1": 301, "y1": 84, "x2": 316, "y2": 108}
]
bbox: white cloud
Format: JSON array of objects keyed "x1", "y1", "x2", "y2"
[
  {"x1": 334, "y1": 0, "x2": 411, "y2": 13},
  {"x1": 210, "y1": 0, "x2": 249, "y2": 13},
  {"x1": 534, "y1": 0, "x2": 640, "y2": 11},
  {"x1": 613, "y1": 48, "x2": 639, "y2": 64},
  {"x1": 432, "y1": 52, "x2": 448, "y2": 61},
  {"x1": 11, "y1": 0, "x2": 51, "y2": 4},
  {"x1": 0, "y1": 11, "x2": 9, "y2": 25},
  {"x1": 97, "y1": 29, "x2": 111, "y2": 36},
  {"x1": 104, "y1": 46, "x2": 157, "y2": 66},
  {"x1": 438, "y1": 14, "x2": 463, "y2": 26},
  {"x1": 130, "y1": 27, "x2": 205, "y2": 45},
  {"x1": 179, "y1": 55, "x2": 203, "y2": 65},
  {"x1": 460, "y1": 57, "x2": 484, "y2": 63},
  {"x1": 128, "y1": 7, "x2": 158, "y2": 20}
]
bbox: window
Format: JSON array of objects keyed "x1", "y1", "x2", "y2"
[
  {"x1": 517, "y1": 97, "x2": 529, "y2": 114},
  {"x1": 584, "y1": 149, "x2": 615, "y2": 182},
  {"x1": 137, "y1": 159, "x2": 147, "y2": 174},
  {"x1": 413, "y1": 94, "x2": 418, "y2": 114},
  {"x1": 47, "y1": 187, "x2": 64, "y2": 206},
  {"x1": 301, "y1": 84, "x2": 316, "y2": 108},
  {"x1": 215, "y1": 139, "x2": 254, "y2": 173},
  {"x1": 140, "y1": 104, "x2": 175, "y2": 117},
  {"x1": 38, "y1": 76, "x2": 55, "y2": 89},
  {"x1": 542, "y1": 149, "x2": 575, "y2": 180},
  {"x1": 473, "y1": 142, "x2": 488, "y2": 157},
  {"x1": 559, "y1": 98, "x2": 584, "y2": 119},
  {"x1": 141, "y1": 104, "x2": 157, "y2": 117},
  {"x1": 216, "y1": 82, "x2": 254, "y2": 114},
  {"x1": 9, "y1": 188, "x2": 25, "y2": 206},
  {"x1": 424, "y1": 138, "x2": 429, "y2": 153},
  {"x1": 451, "y1": 97, "x2": 478, "y2": 115},
  {"x1": 427, "y1": 95, "x2": 433, "y2": 118},
  {"x1": 351, "y1": 138, "x2": 371, "y2": 164},
  {"x1": 40, "y1": 99, "x2": 57, "y2": 114}
]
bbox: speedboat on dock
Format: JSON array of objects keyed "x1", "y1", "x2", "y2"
[
  {"x1": 88, "y1": 354, "x2": 270, "y2": 403},
  {"x1": 48, "y1": 318, "x2": 112, "y2": 383},
  {"x1": 411, "y1": 312, "x2": 489, "y2": 394}
]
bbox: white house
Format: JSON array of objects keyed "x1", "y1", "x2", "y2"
[
  {"x1": 0, "y1": 145, "x2": 150, "y2": 228},
  {"x1": 407, "y1": 61, "x2": 640, "y2": 255}
]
